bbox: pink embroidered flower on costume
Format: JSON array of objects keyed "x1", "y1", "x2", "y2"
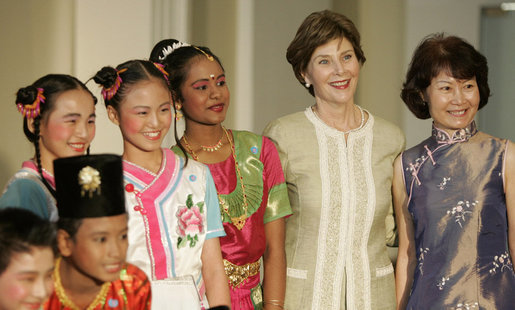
[
  {"x1": 176, "y1": 194, "x2": 205, "y2": 248},
  {"x1": 177, "y1": 206, "x2": 203, "y2": 236}
]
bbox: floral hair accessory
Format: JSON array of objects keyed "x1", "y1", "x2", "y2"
[
  {"x1": 101, "y1": 68, "x2": 127, "y2": 101},
  {"x1": 153, "y1": 62, "x2": 170, "y2": 84},
  {"x1": 159, "y1": 41, "x2": 190, "y2": 61},
  {"x1": 193, "y1": 46, "x2": 214, "y2": 62},
  {"x1": 17, "y1": 88, "x2": 45, "y2": 119},
  {"x1": 78, "y1": 165, "x2": 101, "y2": 198}
]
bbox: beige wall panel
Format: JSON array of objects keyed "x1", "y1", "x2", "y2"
[
  {"x1": 191, "y1": 0, "x2": 237, "y2": 129},
  {"x1": 0, "y1": 0, "x2": 73, "y2": 187},
  {"x1": 357, "y1": 0, "x2": 405, "y2": 128},
  {"x1": 253, "y1": 0, "x2": 333, "y2": 133},
  {"x1": 74, "y1": 0, "x2": 154, "y2": 155}
]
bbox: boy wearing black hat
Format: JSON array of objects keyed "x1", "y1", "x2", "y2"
[{"x1": 44, "y1": 154, "x2": 151, "y2": 309}]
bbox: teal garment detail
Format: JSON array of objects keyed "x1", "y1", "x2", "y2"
[
  {"x1": 203, "y1": 164, "x2": 227, "y2": 240},
  {"x1": 0, "y1": 170, "x2": 56, "y2": 221},
  {"x1": 0, "y1": 178, "x2": 48, "y2": 218}
]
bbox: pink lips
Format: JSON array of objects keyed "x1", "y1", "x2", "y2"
[
  {"x1": 142, "y1": 131, "x2": 161, "y2": 141},
  {"x1": 329, "y1": 79, "x2": 350, "y2": 89},
  {"x1": 23, "y1": 302, "x2": 43, "y2": 310},
  {"x1": 448, "y1": 109, "x2": 467, "y2": 117},
  {"x1": 209, "y1": 104, "x2": 224, "y2": 113},
  {"x1": 69, "y1": 143, "x2": 86, "y2": 152}
]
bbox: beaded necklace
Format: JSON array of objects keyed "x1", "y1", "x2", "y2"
[
  {"x1": 202, "y1": 138, "x2": 223, "y2": 152},
  {"x1": 53, "y1": 256, "x2": 110, "y2": 310},
  {"x1": 182, "y1": 127, "x2": 248, "y2": 229}
]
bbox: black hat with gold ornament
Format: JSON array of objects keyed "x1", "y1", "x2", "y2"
[{"x1": 53, "y1": 154, "x2": 125, "y2": 218}]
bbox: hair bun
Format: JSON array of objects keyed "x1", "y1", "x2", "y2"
[
  {"x1": 92, "y1": 66, "x2": 119, "y2": 89},
  {"x1": 149, "y1": 39, "x2": 189, "y2": 62},
  {"x1": 15, "y1": 85, "x2": 39, "y2": 106}
]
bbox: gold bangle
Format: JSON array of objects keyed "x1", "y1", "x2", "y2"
[{"x1": 264, "y1": 300, "x2": 285, "y2": 309}]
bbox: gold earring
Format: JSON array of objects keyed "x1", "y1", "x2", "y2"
[{"x1": 175, "y1": 104, "x2": 183, "y2": 121}]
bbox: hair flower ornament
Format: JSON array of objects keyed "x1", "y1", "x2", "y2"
[
  {"x1": 159, "y1": 42, "x2": 190, "y2": 60},
  {"x1": 153, "y1": 62, "x2": 170, "y2": 84},
  {"x1": 17, "y1": 88, "x2": 45, "y2": 119},
  {"x1": 101, "y1": 68, "x2": 127, "y2": 101},
  {"x1": 78, "y1": 166, "x2": 101, "y2": 198}
]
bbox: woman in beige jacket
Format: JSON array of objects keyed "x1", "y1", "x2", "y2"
[{"x1": 264, "y1": 10, "x2": 405, "y2": 310}]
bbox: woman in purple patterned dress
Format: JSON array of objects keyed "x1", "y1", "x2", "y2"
[{"x1": 394, "y1": 33, "x2": 515, "y2": 310}]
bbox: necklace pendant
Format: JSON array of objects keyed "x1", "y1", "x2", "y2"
[
  {"x1": 231, "y1": 214, "x2": 247, "y2": 230},
  {"x1": 200, "y1": 135, "x2": 224, "y2": 152},
  {"x1": 201, "y1": 142, "x2": 222, "y2": 152}
]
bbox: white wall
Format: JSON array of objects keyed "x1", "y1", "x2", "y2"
[
  {"x1": 0, "y1": 0, "x2": 74, "y2": 187},
  {"x1": 403, "y1": 0, "x2": 503, "y2": 147},
  {"x1": 75, "y1": 0, "x2": 154, "y2": 155}
]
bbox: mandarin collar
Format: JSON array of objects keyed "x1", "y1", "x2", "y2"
[{"x1": 432, "y1": 121, "x2": 477, "y2": 144}]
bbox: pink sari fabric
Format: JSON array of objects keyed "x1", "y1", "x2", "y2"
[{"x1": 205, "y1": 131, "x2": 292, "y2": 309}]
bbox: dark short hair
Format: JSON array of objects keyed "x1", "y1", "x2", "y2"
[
  {"x1": 0, "y1": 208, "x2": 57, "y2": 274},
  {"x1": 286, "y1": 10, "x2": 366, "y2": 96},
  {"x1": 57, "y1": 218, "x2": 83, "y2": 240},
  {"x1": 401, "y1": 33, "x2": 490, "y2": 119}
]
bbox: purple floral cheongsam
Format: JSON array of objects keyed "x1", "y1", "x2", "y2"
[{"x1": 401, "y1": 121, "x2": 515, "y2": 310}]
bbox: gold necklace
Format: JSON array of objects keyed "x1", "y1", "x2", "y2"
[
  {"x1": 183, "y1": 131, "x2": 224, "y2": 152},
  {"x1": 182, "y1": 127, "x2": 248, "y2": 230},
  {"x1": 54, "y1": 256, "x2": 111, "y2": 310}
]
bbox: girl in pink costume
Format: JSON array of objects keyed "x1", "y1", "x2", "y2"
[{"x1": 93, "y1": 59, "x2": 230, "y2": 309}]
